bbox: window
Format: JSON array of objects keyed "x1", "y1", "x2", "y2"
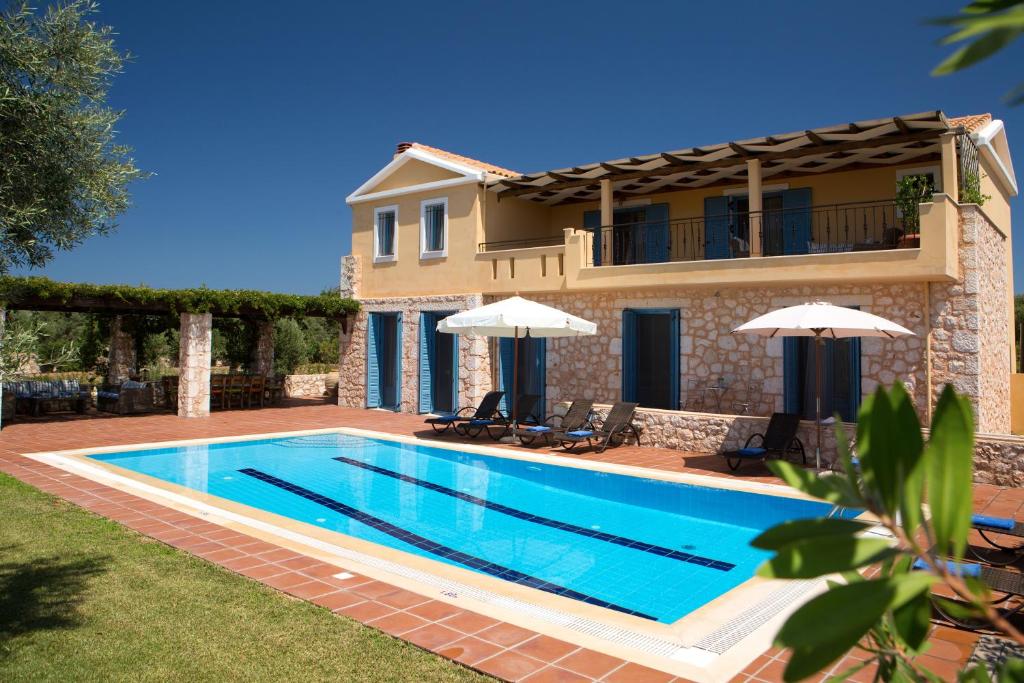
[
  {"x1": 373, "y1": 205, "x2": 397, "y2": 262},
  {"x1": 784, "y1": 310, "x2": 862, "y2": 422},
  {"x1": 896, "y1": 166, "x2": 940, "y2": 194},
  {"x1": 622, "y1": 309, "x2": 680, "y2": 410},
  {"x1": 420, "y1": 198, "x2": 448, "y2": 259}
]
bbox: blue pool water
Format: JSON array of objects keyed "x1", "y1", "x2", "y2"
[{"x1": 91, "y1": 433, "x2": 843, "y2": 622}]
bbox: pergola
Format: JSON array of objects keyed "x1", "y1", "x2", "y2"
[{"x1": 0, "y1": 277, "x2": 356, "y2": 418}]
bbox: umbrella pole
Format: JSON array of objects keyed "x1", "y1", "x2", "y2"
[
  {"x1": 512, "y1": 326, "x2": 519, "y2": 435},
  {"x1": 815, "y1": 333, "x2": 823, "y2": 471}
]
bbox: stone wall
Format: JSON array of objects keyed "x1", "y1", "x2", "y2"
[
  {"x1": 516, "y1": 284, "x2": 930, "y2": 422},
  {"x1": 929, "y1": 205, "x2": 1012, "y2": 433},
  {"x1": 107, "y1": 315, "x2": 137, "y2": 385},
  {"x1": 178, "y1": 312, "x2": 212, "y2": 418},
  {"x1": 338, "y1": 293, "x2": 491, "y2": 412},
  {"x1": 284, "y1": 372, "x2": 337, "y2": 398}
]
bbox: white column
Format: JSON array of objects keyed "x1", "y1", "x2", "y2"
[
  {"x1": 178, "y1": 312, "x2": 212, "y2": 418},
  {"x1": 747, "y1": 159, "x2": 763, "y2": 257}
]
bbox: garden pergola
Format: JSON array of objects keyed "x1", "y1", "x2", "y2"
[{"x1": 0, "y1": 277, "x2": 357, "y2": 417}]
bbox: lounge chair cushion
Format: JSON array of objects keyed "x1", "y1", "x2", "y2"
[
  {"x1": 737, "y1": 447, "x2": 767, "y2": 458},
  {"x1": 567, "y1": 430, "x2": 594, "y2": 438},
  {"x1": 429, "y1": 415, "x2": 459, "y2": 423},
  {"x1": 468, "y1": 419, "x2": 494, "y2": 426},
  {"x1": 524, "y1": 425, "x2": 552, "y2": 433},
  {"x1": 97, "y1": 391, "x2": 120, "y2": 400},
  {"x1": 972, "y1": 514, "x2": 1015, "y2": 530},
  {"x1": 912, "y1": 558, "x2": 982, "y2": 578}
]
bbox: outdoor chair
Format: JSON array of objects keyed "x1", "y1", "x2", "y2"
[
  {"x1": 97, "y1": 380, "x2": 156, "y2": 415},
  {"x1": 476, "y1": 393, "x2": 542, "y2": 441},
  {"x1": 729, "y1": 380, "x2": 763, "y2": 415},
  {"x1": 683, "y1": 377, "x2": 706, "y2": 412},
  {"x1": 225, "y1": 374, "x2": 247, "y2": 409},
  {"x1": 967, "y1": 515, "x2": 1024, "y2": 567},
  {"x1": 721, "y1": 412, "x2": 805, "y2": 471},
  {"x1": 265, "y1": 375, "x2": 285, "y2": 405},
  {"x1": 246, "y1": 374, "x2": 266, "y2": 408},
  {"x1": 557, "y1": 402, "x2": 640, "y2": 453},
  {"x1": 161, "y1": 375, "x2": 179, "y2": 411},
  {"x1": 518, "y1": 399, "x2": 594, "y2": 447},
  {"x1": 210, "y1": 374, "x2": 227, "y2": 410},
  {"x1": 424, "y1": 390, "x2": 504, "y2": 435},
  {"x1": 913, "y1": 559, "x2": 1024, "y2": 630}
]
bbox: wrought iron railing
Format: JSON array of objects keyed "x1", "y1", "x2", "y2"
[
  {"x1": 585, "y1": 199, "x2": 914, "y2": 267},
  {"x1": 478, "y1": 236, "x2": 565, "y2": 252},
  {"x1": 956, "y1": 131, "x2": 981, "y2": 203}
]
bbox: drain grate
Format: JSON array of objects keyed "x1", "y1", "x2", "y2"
[{"x1": 692, "y1": 580, "x2": 816, "y2": 655}]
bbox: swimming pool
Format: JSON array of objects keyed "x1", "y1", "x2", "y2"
[{"x1": 88, "y1": 432, "x2": 843, "y2": 624}]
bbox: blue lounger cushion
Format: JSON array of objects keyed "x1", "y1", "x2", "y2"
[
  {"x1": 566, "y1": 430, "x2": 594, "y2": 438},
  {"x1": 430, "y1": 415, "x2": 459, "y2": 422},
  {"x1": 468, "y1": 419, "x2": 494, "y2": 426},
  {"x1": 972, "y1": 514, "x2": 1016, "y2": 530},
  {"x1": 736, "y1": 447, "x2": 767, "y2": 458},
  {"x1": 524, "y1": 425, "x2": 552, "y2": 432},
  {"x1": 912, "y1": 558, "x2": 982, "y2": 578}
]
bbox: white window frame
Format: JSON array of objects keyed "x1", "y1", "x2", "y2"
[
  {"x1": 373, "y1": 205, "x2": 398, "y2": 263},
  {"x1": 420, "y1": 197, "x2": 448, "y2": 260}
]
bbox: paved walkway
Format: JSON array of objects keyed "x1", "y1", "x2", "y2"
[{"x1": 0, "y1": 401, "x2": 1017, "y2": 682}]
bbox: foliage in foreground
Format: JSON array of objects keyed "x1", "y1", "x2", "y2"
[
  {"x1": 0, "y1": 1, "x2": 147, "y2": 272},
  {"x1": 759, "y1": 383, "x2": 1024, "y2": 681}
]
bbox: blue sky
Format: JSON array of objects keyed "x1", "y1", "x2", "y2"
[{"x1": 17, "y1": 0, "x2": 1024, "y2": 294}]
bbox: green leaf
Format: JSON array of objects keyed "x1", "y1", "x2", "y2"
[
  {"x1": 1005, "y1": 81, "x2": 1024, "y2": 106},
  {"x1": 932, "y1": 26, "x2": 1024, "y2": 74},
  {"x1": 828, "y1": 659, "x2": 871, "y2": 683},
  {"x1": 767, "y1": 460, "x2": 862, "y2": 507},
  {"x1": 892, "y1": 384, "x2": 926, "y2": 536},
  {"x1": 751, "y1": 517, "x2": 872, "y2": 551},
  {"x1": 996, "y1": 658, "x2": 1024, "y2": 681},
  {"x1": 777, "y1": 580, "x2": 896, "y2": 680},
  {"x1": 959, "y1": 663, "x2": 994, "y2": 683},
  {"x1": 891, "y1": 589, "x2": 931, "y2": 652},
  {"x1": 889, "y1": 569, "x2": 939, "y2": 609},
  {"x1": 925, "y1": 386, "x2": 975, "y2": 559},
  {"x1": 757, "y1": 536, "x2": 895, "y2": 579}
]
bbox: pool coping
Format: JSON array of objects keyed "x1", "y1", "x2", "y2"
[{"x1": 24, "y1": 425, "x2": 862, "y2": 682}]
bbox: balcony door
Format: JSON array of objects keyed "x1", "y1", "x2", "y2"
[
  {"x1": 704, "y1": 188, "x2": 812, "y2": 258},
  {"x1": 584, "y1": 203, "x2": 669, "y2": 266},
  {"x1": 784, "y1": 324, "x2": 861, "y2": 422}
]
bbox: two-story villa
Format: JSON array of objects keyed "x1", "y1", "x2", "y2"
[{"x1": 339, "y1": 111, "x2": 1018, "y2": 445}]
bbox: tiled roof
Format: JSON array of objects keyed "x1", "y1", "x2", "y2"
[
  {"x1": 950, "y1": 113, "x2": 992, "y2": 133},
  {"x1": 408, "y1": 142, "x2": 519, "y2": 178}
]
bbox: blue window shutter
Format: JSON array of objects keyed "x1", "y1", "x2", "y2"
[
  {"x1": 418, "y1": 312, "x2": 433, "y2": 413},
  {"x1": 366, "y1": 314, "x2": 380, "y2": 408},
  {"x1": 394, "y1": 313, "x2": 403, "y2": 409},
  {"x1": 451, "y1": 329, "x2": 459, "y2": 412},
  {"x1": 644, "y1": 203, "x2": 670, "y2": 263},
  {"x1": 783, "y1": 337, "x2": 798, "y2": 415},
  {"x1": 782, "y1": 188, "x2": 812, "y2": 255},
  {"x1": 668, "y1": 309, "x2": 681, "y2": 410},
  {"x1": 498, "y1": 338, "x2": 515, "y2": 413},
  {"x1": 622, "y1": 310, "x2": 638, "y2": 402},
  {"x1": 848, "y1": 338, "x2": 861, "y2": 421},
  {"x1": 584, "y1": 210, "x2": 602, "y2": 266},
  {"x1": 703, "y1": 197, "x2": 730, "y2": 260}
]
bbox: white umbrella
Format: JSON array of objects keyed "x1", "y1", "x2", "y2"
[
  {"x1": 732, "y1": 301, "x2": 914, "y2": 469},
  {"x1": 437, "y1": 296, "x2": 597, "y2": 430}
]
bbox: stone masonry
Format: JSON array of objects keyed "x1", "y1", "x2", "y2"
[
  {"x1": 178, "y1": 312, "x2": 212, "y2": 418},
  {"x1": 252, "y1": 320, "x2": 275, "y2": 378},
  {"x1": 107, "y1": 315, "x2": 137, "y2": 385}
]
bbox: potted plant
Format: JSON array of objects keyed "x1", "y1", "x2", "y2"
[{"x1": 895, "y1": 174, "x2": 934, "y2": 248}]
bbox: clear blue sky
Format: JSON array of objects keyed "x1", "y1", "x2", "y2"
[{"x1": 17, "y1": 0, "x2": 1024, "y2": 294}]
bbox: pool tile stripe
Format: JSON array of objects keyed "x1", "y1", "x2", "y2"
[
  {"x1": 332, "y1": 456, "x2": 735, "y2": 572},
  {"x1": 237, "y1": 468, "x2": 658, "y2": 621}
]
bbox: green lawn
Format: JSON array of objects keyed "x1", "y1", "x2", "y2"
[{"x1": 0, "y1": 474, "x2": 490, "y2": 682}]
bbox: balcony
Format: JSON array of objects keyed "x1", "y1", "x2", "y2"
[{"x1": 585, "y1": 199, "x2": 915, "y2": 267}]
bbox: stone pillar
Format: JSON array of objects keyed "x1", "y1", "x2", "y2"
[
  {"x1": 599, "y1": 178, "x2": 613, "y2": 227},
  {"x1": 252, "y1": 320, "x2": 275, "y2": 377},
  {"x1": 940, "y1": 131, "x2": 959, "y2": 199},
  {"x1": 107, "y1": 315, "x2": 136, "y2": 384},
  {"x1": 746, "y1": 158, "x2": 763, "y2": 257},
  {"x1": 178, "y1": 312, "x2": 212, "y2": 418}
]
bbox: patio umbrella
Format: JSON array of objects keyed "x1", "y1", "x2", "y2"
[
  {"x1": 437, "y1": 296, "x2": 597, "y2": 433},
  {"x1": 732, "y1": 301, "x2": 914, "y2": 470}
]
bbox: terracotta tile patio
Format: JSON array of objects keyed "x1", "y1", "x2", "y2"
[{"x1": 1, "y1": 400, "x2": 1018, "y2": 682}]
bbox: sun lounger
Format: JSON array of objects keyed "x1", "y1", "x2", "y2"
[
  {"x1": 913, "y1": 558, "x2": 1024, "y2": 629},
  {"x1": 518, "y1": 399, "x2": 594, "y2": 447},
  {"x1": 424, "y1": 390, "x2": 504, "y2": 434},
  {"x1": 968, "y1": 514, "x2": 1024, "y2": 566},
  {"x1": 557, "y1": 402, "x2": 640, "y2": 453},
  {"x1": 458, "y1": 393, "x2": 541, "y2": 440},
  {"x1": 721, "y1": 412, "x2": 805, "y2": 472}
]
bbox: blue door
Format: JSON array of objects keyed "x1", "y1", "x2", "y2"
[
  {"x1": 622, "y1": 309, "x2": 680, "y2": 410},
  {"x1": 498, "y1": 336, "x2": 546, "y2": 421},
  {"x1": 419, "y1": 312, "x2": 458, "y2": 414},
  {"x1": 781, "y1": 188, "x2": 812, "y2": 255},
  {"x1": 584, "y1": 203, "x2": 670, "y2": 265},
  {"x1": 784, "y1": 333, "x2": 861, "y2": 422},
  {"x1": 704, "y1": 196, "x2": 731, "y2": 260},
  {"x1": 367, "y1": 312, "x2": 401, "y2": 410}
]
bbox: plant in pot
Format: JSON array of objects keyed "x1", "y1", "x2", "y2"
[{"x1": 895, "y1": 174, "x2": 933, "y2": 248}]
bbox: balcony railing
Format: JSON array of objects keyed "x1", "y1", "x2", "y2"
[
  {"x1": 585, "y1": 199, "x2": 915, "y2": 267},
  {"x1": 478, "y1": 236, "x2": 565, "y2": 252}
]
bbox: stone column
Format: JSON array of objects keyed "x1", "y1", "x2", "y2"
[
  {"x1": 746, "y1": 158, "x2": 763, "y2": 257},
  {"x1": 252, "y1": 320, "x2": 275, "y2": 377},
  {"x1": 107, "y1": 315, "x2": 136, "y2": 384},
  {"x1": 940, "y1": 131, "x2": 959, "y2": 199},
  {"x1": 178, "y1": 312, "x2": 212, "y2": 418}
]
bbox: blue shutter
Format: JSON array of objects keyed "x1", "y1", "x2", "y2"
[
  {"x1": 783, "y1": 337, "x2": 798, "y2": 415},
  {"x1": 847, "y1": 338, "x2": 861, "y2": 422},
  {"x1": 498, "y1": 338, "x2": 515, "y2": 413},
  {"x1": 524, "y1": 338, "x2": 547, "y2": 421},
  {"x1": 366, "y1": 313, "x2": 381, "y2": 408},
  {"x1": 584, "y1": 210, "x2": 602, "y2": 266},
  {"x1": 393, "y1": 313, "x2": 403, "y2": 410},
  {"x1": 782, "y1": 188, "x2": 812, "y2": 255},
  {"x1": 704, "y1": 196, "x2": 730, "y2": 260},
  {"x1": 622, "y1": 310, "x2": 637, "y2": 402},
  {"x1": 450, "y1": 329, "x2": 460, "y2": 413},
  {"x1": 668, "y1": 309, "x2": 681, "y2": 410},
  {"x1": 418, "y1": 313, "x2": 433, "y2": 413},
  {"x1": 644, "y1": 203, "x2": 670, "y2": 263}
]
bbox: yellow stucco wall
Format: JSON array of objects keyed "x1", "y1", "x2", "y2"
[
  {"x1": 1011, "y1": 374, "x2": 1024, "y2": 434},
  {"x1": 370, "y1": 158, "x2": 462, "y2": 193}
]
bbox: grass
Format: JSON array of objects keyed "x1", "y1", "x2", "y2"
[{"x1": 0, "y1": 474, "x2": 490, "y2": 682}]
